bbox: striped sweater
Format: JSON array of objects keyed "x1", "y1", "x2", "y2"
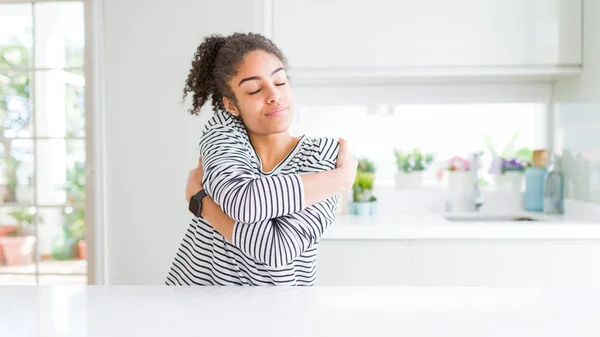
[{"x1": 165, "y1": 112, "x2": 340, "y2": 285}]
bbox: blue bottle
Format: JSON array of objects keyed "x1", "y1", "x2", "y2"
[
  {"x1": 524, "y1": 166, "x2": 546, "y2": 212},
  {"x1": 543, "y1": 155, "x2": 564, "y2": 214}
]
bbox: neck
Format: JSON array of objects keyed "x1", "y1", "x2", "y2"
[{"x1": 248, "y1": 131, "x2": 298, "y2": 171}]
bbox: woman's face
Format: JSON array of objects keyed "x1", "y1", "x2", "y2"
[{"x1": 225, "y1": 50, "x2": 293, "y2": 136}]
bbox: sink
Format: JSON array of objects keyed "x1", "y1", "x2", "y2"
[{"x1": 444, "y1": 214, "x2": 539, "y2": 222}]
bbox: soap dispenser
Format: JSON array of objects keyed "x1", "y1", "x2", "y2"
[
  {"x1": 543, "y1": 154, "x2": 565, "y2": 214},
  {"x1": 523, "y1": 150, "x2": 548, "y2": 212}
]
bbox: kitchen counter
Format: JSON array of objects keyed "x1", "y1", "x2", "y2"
[
  {"x1": 323, "y1": 212, "x2": 600, "y2": 240},
  {"x1": 2, "y1": 286, "x2": 600, "y2": 337}
]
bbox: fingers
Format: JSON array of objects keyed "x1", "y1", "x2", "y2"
[{"x1": 338, "y1": 138, "x2": 350, "y2": 154}]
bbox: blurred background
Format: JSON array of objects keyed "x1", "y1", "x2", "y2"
[{"x1": 0, "y1": 0, "x2": 598, "y2": 286}]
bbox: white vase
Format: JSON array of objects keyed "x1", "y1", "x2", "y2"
[
  {"x1": 354, "y1": 202, "x2": 371, "y2": 216},
  {"x1": 447, "y1": 171, "x2": 471, "y2": 191},
  {"x1": 493, "y1": 172, "x2": 523, "y2": 192},
  {"x1": 394, "y1": 172, "x2": 423, "y2": 190},
  {"x1": 446, "y1": 171, "x2": 473, "y2": 212}
]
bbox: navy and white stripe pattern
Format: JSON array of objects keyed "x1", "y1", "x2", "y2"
[{"x1": 166, "y1": 112, "x2": 340, "y2": 285}]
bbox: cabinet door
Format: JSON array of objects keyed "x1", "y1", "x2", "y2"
[
  {"x1": 316, "y1": 240, "x2": 411, "y2": 286},
  {"x1": 272, "y1": 0, "x2": 581, "y2": 69},
  {"x1": 410, "y1": 240, "x2": 600, "y2": 287}
]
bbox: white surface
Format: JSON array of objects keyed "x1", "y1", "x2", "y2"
[
  {"x1": 273, "y1": 0, "x2": 581, "y2": 72},
  {"x1": 323, "y1": 213, "x2": 600, "y2": 240},
  {"x1": 2, "y1": 286, "x2": 600, "y2": 337}
]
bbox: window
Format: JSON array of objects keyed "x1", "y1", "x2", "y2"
[
  {"x1": 0, "y1": 1, "x2": 87, "y2": 285},
  {"x1": 291, "y1": 102, "x2": 547, "y2": 186}
]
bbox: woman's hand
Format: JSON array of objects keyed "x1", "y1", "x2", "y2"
[
  {"x1": 185, "y1": 157, "x2": 204, "y2": 203},
  {"x1": 335, "y1": 138, "x2": 358, "y2": 190}
]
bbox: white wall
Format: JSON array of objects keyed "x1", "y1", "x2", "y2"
[
  {"x1": 102, "y1": 0, "x2": 256, "y2": 284},
  {"x1": 554, "y1": 0, "x2": 600, "y2": 204}
]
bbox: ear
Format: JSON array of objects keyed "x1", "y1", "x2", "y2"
[{"x1": 222, "y1": 97, "x2": 239, "y2": 117}]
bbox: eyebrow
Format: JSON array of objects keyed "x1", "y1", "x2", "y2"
[{"x1": 238, "y1": 67, "x2": 285, "y2": 86}]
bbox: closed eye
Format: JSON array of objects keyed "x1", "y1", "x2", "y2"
[{"x1": 248, "y1": 82, "x2": 287, "y2": 95}]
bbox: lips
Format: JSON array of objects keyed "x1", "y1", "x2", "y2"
[{"x1": 266, "y1": 107, "x2": 286, "y2": 117}]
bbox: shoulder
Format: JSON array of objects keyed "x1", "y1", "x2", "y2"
[
  {"x1": 202, "y1": 111, "x2": 247, "y2": 135},
  {"x1": 200, "y1": 112, "x2": 248, "y2": 147},
  {"x1": 302, "y1": 136, "x2": 339, "y2": 162},
  {"x1": 202, "y1": 112, "x2": 247, "y2": 138}
]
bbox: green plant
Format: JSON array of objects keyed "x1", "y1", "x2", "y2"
[
  {"x1": 64, "y1": 208, "x2": 85, "y2": 242},
  {"x1": 7, "y1": 207, "x2": 43, "y2": 236},
  {"x1": 352, "y1": 171, "x2": 374, "y2": 202},
  {"x1": 64, "y1": 161, "x2": 86, "y2": 205},
  {"x1": 357, "y1": 158, "x2": 375, "y2": 173},
  {"x1": 353, "y1": 158, "x2": 376, "y2": 202},
  {"x1": 3, "y1": 155, "x2": 20, "y2": 202},
  {"x1": 483, "y1": 131, "x2": 533, "y2": 162},
  {"x1": 63, "y1": 162, "x2": 86, "y2": 242},
  {"x1": 394, "y1": 148, "x2": 434, "y2": 173},
  {"x1": 1, "y1": 45, "x2": 32, "y2": 203}
]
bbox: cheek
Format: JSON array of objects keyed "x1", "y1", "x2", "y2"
[
  {"x1": 238, "y1": 98, "x2": 262, "y2": 117},
  {"x1": 236, "y1": 100, "x2": 262, "y2": 127},
  {"x1": 283, "y1": 85, "x2": 293, "y2": 100}
]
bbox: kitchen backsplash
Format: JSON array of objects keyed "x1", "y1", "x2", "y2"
[{"x1": 555, "y1": 103, "x2": 600, "y2": 204}]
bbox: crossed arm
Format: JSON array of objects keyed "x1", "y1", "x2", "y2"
[{"x1": 185, "y1": 125, "x2": 356, "y2": 268}]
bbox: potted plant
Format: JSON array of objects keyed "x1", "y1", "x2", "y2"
[
  {"x1": 65, "y1": 209, "x2": 85, "y2": 259},
  {"x1": 63, "y1": 162, "x2": 86, "y2": 259},
  {"x1": 351, "y1": 173, "x2": 375, "y2": 216},
  {"x1": 0, "y1": 220, "x2": 18, "y2": 264},
  {"x1": 484, "y1": 132, "x2": 532, "y2": 192},
  {"x1": 368, "y1": 195, "x2": 378, "y2": 216},
  {"x1": 1, "y1": 60, "x2": 31, "y2": 203},
  {"x1": 445, "y1": 155, "x2": 473, "y2": 190},
  {"x1": 51, "y1": 224, "x2": 76, "y2": 261},
  {"x1": 490, "y1": 157, "x2": 530, "y2": 192},
  {"x1": 350, "y1": 158, "x2": 377, "y2": 216},
  {"x1": 394, "y1": 148, "x2": 434, "y2": 189},
  {"x1": 0, "y1": 208, "x2": 43, "y2": 265}
]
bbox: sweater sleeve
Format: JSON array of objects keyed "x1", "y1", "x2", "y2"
[
  {"x1": 230, "y1": 138, "x2": 341, "y2": 268},
  {"x1": 199, "y1": 124, "x2": 306, "y2": 224}
]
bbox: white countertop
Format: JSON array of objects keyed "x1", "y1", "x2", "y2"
[
  {"x1": 2, "y1": 286, "x2": 600, "y2": 337},
  {"x1": 323, "y1": 212, "x2": 600, "y2": 240}
]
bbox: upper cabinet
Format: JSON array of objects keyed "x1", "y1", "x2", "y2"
[{"x1": 268, "y1": 0, "x2": 582, "y2": 83}]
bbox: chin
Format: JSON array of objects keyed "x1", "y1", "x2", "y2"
[
  {"x1": 266, "y1": 117, "x2": 292, "y2": 134},
  {"x1": 267, "y1": 125, "x2": 291, "y2": 135}
]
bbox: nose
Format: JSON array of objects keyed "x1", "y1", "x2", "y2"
[{"x1": 266, "y1": 85, "x2": 281, "y2": 104}]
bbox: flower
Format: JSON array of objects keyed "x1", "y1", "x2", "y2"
[
  {"x1": 490, "y1": 157, "x2": 529, "y2": 174},
  {"x1": 447, "y1": 156, "x2": 471, "y2": 172}
]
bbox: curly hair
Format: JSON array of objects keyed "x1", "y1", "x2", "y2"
[{"x1": 182, "y1": 32, "x2": 288, "y2": 115}]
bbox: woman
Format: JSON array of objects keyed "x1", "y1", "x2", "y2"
[{"x1": 166, "y1": 33, "x2": 357, "y2": 286}]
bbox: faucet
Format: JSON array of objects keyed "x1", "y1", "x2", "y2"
[{"x1": 470, "y1": 151, "x2": 484, "y2": 211}]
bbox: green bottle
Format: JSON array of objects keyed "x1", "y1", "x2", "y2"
[{"x1": 543, "y1": 154, "x2": 564, "y2": 214}]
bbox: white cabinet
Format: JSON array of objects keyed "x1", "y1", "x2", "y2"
[
  {"x1": 411, "y1": 240, "x2": 600, "y2": 287},
  {"x1": 270, "y1": 0, "x2": 581, "y2": 81},
  {"x1": 315, "y1": 240, "x2": 411, "y2": 286},
  {"x1": 317, "y1": 239, "x2": 600, "y2": 286}
]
